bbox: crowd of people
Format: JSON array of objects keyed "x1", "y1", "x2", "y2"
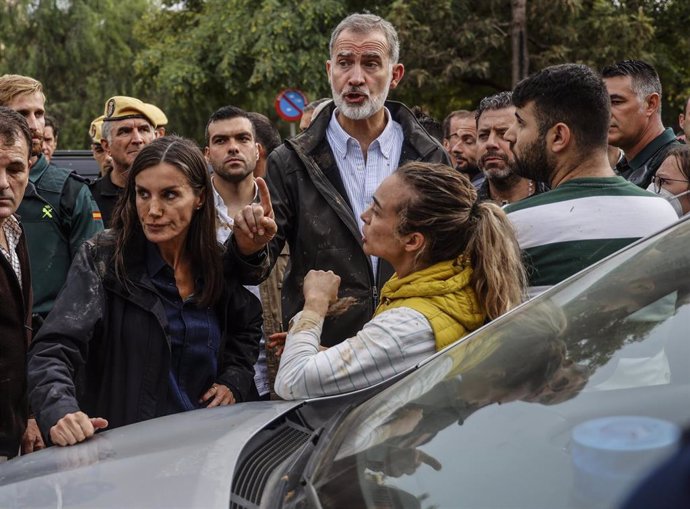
[{"x1": 0, "y1": 12, "x2": 687, "y2": 462}]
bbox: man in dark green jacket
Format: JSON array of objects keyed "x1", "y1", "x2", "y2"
[
  {"x1": 0, "y1": 74, "x2": 103, "y2": 326},
  {"x1": 602, "y1": 60, "x2": 681, "y2": 188}
]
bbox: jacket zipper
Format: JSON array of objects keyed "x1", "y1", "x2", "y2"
[{"x1": 372, "y1": 255, "x2": 383, "y2": 310}]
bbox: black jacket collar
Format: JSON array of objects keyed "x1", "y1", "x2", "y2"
[{"x1": 293, "y1": 100, "x2": 445, "y2": 162}]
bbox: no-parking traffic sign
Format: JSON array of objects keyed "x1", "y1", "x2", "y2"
[{"x1": 274, "y1": 89, "x2": 308, "y2": 122}]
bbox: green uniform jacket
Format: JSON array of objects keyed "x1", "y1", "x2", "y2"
[{"x1": 17, "y1": 155, "x2": 104, "y2": 317}]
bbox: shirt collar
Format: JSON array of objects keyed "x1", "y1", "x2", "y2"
[
  {"x1": 211, "y1": 176, "x2": 233, "y2": 228},
  {"x1": 145, "y1": 238, "x2": 205, "y2": 293},
  {"x1": 28, "y1": 154, "x2": 49, "y2": 183},
  {"x1": 629, "y1": 128, "x2": 678, "y2": 170},
  {"x1": 327, "y1": 107, "x2": 396, "y2": 159},
  {"x1": 145, "y1": 241, "x2": 169, "y2": 279},
  {"x1": 1, "y1": 215, "x2": 22, "y2": 245},
  {"x1": 375, "y1": 108, "x2": 398, "y2": 159}
]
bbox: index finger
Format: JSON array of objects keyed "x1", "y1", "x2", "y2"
[{"x1": 256, "y1": 177, "x2": 273, "y2": 218}]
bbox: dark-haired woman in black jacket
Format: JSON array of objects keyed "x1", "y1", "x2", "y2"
[{"x1": 28, "y1": 136, "x2": 262, "y2": 447}]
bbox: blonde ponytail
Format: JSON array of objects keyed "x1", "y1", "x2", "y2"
[
  {"x1": 395, "y1": 162, "x2": 526, "y2": 320},
  {"x1": 465, "y1": 201, "x2": 526, "y2": 319}
]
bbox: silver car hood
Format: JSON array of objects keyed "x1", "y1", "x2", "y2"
[{"x1": 0, "y1": 400, "x2": 301, "y2": 508}]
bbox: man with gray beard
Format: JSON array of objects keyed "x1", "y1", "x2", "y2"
[
  {"x1": 229, "y1": 13, "x2": 449, "y2": 347},
  {"x1": 475, "y1": 91, "x2": 547, "y2": 205}
]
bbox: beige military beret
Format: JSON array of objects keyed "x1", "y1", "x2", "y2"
[
  {"x1": 145, "y1": 103, "x2": 168, "y2": 127},
  {"x1": 103, "y1": 96, "x2": 156, "y2": 126},
  {"x1": 89, "y1": 115, "x2": 104, "y2": 144}
]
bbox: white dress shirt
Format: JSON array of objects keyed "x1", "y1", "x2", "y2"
[{"x1": 326, "y1": 107, "x2": 403, "y2": 275}]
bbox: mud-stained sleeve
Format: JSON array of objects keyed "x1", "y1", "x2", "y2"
[
  {"x1": 224, "y1": 235, "x2": 271, "y2": 286},
  {"x1": 27, "y1": 240, "x2": 105, "y2": 440},
  {"x1": 274, "y1": 307, "x2": 436, "y2": 400},
  {"x1": 264, "y1": 148, "x2": 294, "y2": 269}
]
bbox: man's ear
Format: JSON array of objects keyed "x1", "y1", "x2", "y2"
[
  {"x1": 548, "y1": 123, "x2": 571, "y2": 155},
  {"x1": 389, "y1": 63, "x2": 405, "y2": 90},
  {"x1": 203, "y1": 145, "x2": 210, "y2": 162},
  {"x1": 101, "y1": 139, "x2": 110, "y2": 156},
  {"x1": 679, "y1": 113, "x2": 685, "y2": 130},
  {"x1": 645, "y1": 92, "x2": 661, "y2": 116}
]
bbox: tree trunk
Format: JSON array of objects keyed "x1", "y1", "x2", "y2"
[{"x1": 511, "y1": 0, "x2": 529, "y2": 87}]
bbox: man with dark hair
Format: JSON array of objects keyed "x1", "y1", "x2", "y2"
[
  {"x1": 504, "y1": 63, "x2": 677, "y2": 296},
  {"x1": 231, "y1": 12, "x2": 449, "y2": 347},
  {"x1": 0, "y1": 107, "x2": 40, "y2": 460},
  {"x1": 89, "y1": 96, "x2": 157, "y2": 226},
  {"x1": 246, "y1": 112, "x2": 281, "y2": 178},
  {"x1": 474, "y1": 91, "x2": 546, "y2": 205},
  {"x1": 602, "y1": 59, "x2": 680, "y2": 188},
  {"x1": 205, "y1": 105, "x2": 276, "y2": 400},
  {"x1": 0, "y1": 74, "x2": 103, "y2": 324},
  {"x1": 42, "y1": 115, "x2": 58, "y2": 163},
  {"x1": 205, "y1": 105, "x2": 260, "y2": 243},
  {"x1": 677, "y1": 97, "x2": 690, "y2": 142},
  {"x1": 442, "y1": 109, "x2": 482, "y2": 187},
  {"x1": 233, "y1": 109, "x2": 288, "y2": 398}
]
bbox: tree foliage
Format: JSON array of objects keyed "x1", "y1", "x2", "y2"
[
  {"x1": 387, "y1": 0, "x2": 660, "y2": 115},
  {"x1": 0, "y1": 0, "x2": 153, "y2": 148},
  {"x1": 133, "y1": 0, "x2": 348, "y2": 141},
  {"x1": 389, "y1": 0, "x2": 690, "y2": 126},
  {"x1": 1, "y1": 0, "x2": 689, "y2": 148}
]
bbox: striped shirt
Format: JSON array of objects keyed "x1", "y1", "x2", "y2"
[
  {"x1": 0, "y1": 215, "x2": 23, "y2": 289},
  {"x1": 326, "y1": 107, "x2": 403, "y2": 273},
  {"x1": 274, "y1": 307, "x2": 434, "y2": 400},
  {"x1": 505, "y1": 177, "x2": 678, "y2": 296}
]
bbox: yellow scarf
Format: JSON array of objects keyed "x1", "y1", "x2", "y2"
[{"x1": 374, "y1": 258, "x2": 486, "y2": 351}]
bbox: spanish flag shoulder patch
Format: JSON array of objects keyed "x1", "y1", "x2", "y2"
[{"x1": 93, "y1": 211, "x2": 103, "y2": 221}]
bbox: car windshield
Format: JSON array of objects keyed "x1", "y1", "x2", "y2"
[{"x1": 308, "y1": 218, "x2": 690, "y2": 509}]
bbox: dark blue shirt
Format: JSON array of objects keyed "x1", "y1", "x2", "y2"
[{"x1": 146, "y1": 243, "x2": 221, "y2": 414}]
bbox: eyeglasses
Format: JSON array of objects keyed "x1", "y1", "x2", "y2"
[{"x1": 652, "y1": 174, "x2": 689, "y2": 193}]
